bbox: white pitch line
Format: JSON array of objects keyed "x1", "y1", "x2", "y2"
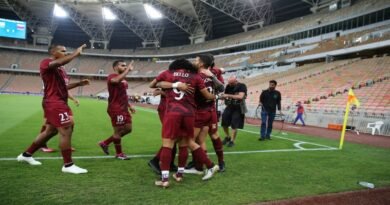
[
  {"x1": 136, "y1": 107, "x2": 338, "y2": 150},
  {"x1": 240, "y1": 128, "x2": 338, "y2": 149},
  {"x1": 0, "y1": 104, "x2": 338, "y2": 162},
  {"x1": 293, "y1": 142, "x2": 306, "y2": 150},
  {"x1": 222, "y1": 147, "x2": 335, "y2": 154},
  {"x1": 0, "y1": 147, "x2": 336, "y2": 161}
]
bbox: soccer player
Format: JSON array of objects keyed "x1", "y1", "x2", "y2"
[
  {"x1": 40, "y1": 92, "x2": 79, "y2": 153},
  {"x1": 150, "y1": 59, "x2": 219, "y2": 188},
  {"x1": 185, "y1": 54, "x2": 226, "y2": 174},
  {"x1": 148, "y1": 88, "x2": 178, "y2": 175},
  {"x1": 207, "y1": 61, "x2": 226, "y2": 171},
  {"x1": 98, "y1": 60, "x2": 136, "y2": 160},
  {"x1": 17, "y1": 44, "x2": 90, "y2": 174}
]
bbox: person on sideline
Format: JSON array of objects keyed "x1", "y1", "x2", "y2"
[
  {"x1": 220, "y1": 76, "x2": 247, "y2": 147},
  {"x1": 293, "y1": 101, "x2": 305, "y2": 126},
  {"x1": 259, "y1": 80, "x2": 283, "y2": 141}
]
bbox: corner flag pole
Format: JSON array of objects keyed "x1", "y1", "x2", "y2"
[
  {"x1": 339, "y1": 101, "x2": 350, "y2": 150},
  {"x1": 339, "y1": 89, "x2": 360, "y2": 150}
]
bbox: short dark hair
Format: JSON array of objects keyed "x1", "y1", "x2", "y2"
[
  {"x1": 197, "y1": 54, "x2": 214, "y2": 68},
  {"x1": 48, "y1": 44, "x2": 63, "y2": 54},
  {"x1": 169, "y1": 58, "x2": 197, "y2": 73},
  {"x1": 112, "y1": 60, "x2": 125, "y2": 68},
  {"x1": 209, "y1": 54, "x2": 215, "y2": 68},
  {"x1": 269, "y1": 80, "x2": 277, "y2": 85}
]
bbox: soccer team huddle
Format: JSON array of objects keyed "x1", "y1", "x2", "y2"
[{"x1": 16, "y1": 44, "x2": 226, "y2": 188}]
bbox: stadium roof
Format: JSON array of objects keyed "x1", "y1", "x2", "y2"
[{"x1": 0, "y1": 0, "x2": 311, "y2": 49}]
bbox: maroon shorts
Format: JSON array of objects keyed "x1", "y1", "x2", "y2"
[
  {"x1": 158, "y1": 108, "x2": 165, "y2": 124},
  {"x1": 195, "y1": 111, "x2": 213, "y2": 128},
  {"x1": 162, "y1": 114, "x2": 194, "y2": 140},
  {"x1": 108, "y1": 111, "x2": 132, "y2": 127},
  {"x1": 43, "y1": 102, "x2": 73, "y2": 128},
  {"x1": 195, "y1": 110, "x2": 218, "y2": 134}
]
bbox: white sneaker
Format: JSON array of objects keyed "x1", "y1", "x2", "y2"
[
  {"x1": 184, "y1": 168, "x2": 204, "y2": 175},
  {"x1": 17, "y1": 154, "x2": 42, "y2": 165},
  {"x1": 155, "y1": 180, "x2": 169, "y2": 188},
  {"x1": 202, "y1": 164, "x2": 219, "y2": 181},
  {"x1": 62, "y1": 164, "x2": 88, "y2": 174}
]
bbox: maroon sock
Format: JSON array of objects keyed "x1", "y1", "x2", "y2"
[
  {"x1": 39, "y1": 126, "x2": 48, "y2": 148},
  {"x1": 61, "y1": 149, "x2": 73, "y2": 165},
  {"x1": 160, "y1": 147, "x2": 172, "y2": 171},
  {"x1": 193, "y1": 147, "x2": 213, "y2": 168},
  {"x1": 178, "y1": 147, "x2": 188, "y2": 168},
  {"x1": 26, "y1": 142, "x2": 41, "y2": 155},
  {"x1": 212, "y1": 138, "x2": 224, "y2": 164},
  {"x1": 191, "y1": 150, "x2": 199, "y2": 167},
  {"x1": 154, "y1": 147, "x2": 163, "y2": 161},
  {"x1": 171, "y1": 143, "x2": 177, "y2": 165},
  {"x1": 194, "y1": 150, "x2": 203, "y2": 171},
  {"x1": 103, "y1": 136, "x2": 115, "y2": 145},
  {"x1": 113, "y1": 138, "x2": 122, "y2": 154}
]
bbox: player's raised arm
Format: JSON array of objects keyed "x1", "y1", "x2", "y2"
[
  {"x1": 200, "y1": 68, "x2": 224, "y2": 93},
  {"x1": 48, "y1": 44, "x2": 86, "y2": 69},
  {"x1": 110, "y1": 61, "x2": 134, "y2": 84}
]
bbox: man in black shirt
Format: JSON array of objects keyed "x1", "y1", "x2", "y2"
[
  {"x1": 259, "y1": 80, "x2": 282, "y2": 140},
  {"x1": 220, "y1": 76, "x2": 247, "y2": 147}
]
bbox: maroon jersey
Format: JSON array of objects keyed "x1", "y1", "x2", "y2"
[
  {"x1": 195, "y1": 72, "x2": 216, "y2": 111},
  {"x1": 158, "y1": 94, "x2": 166, "y2": 113},
  {"x1": 40, "y1": 58, "x2": 69, "y2": 103},
  {"x1": 107, "y1": 74, "x2": 129, "y2": 112},
  {"x1": 156, "y1": 70, "x2": 206, "y2": 116},
  {"x1": 211, "y1": 66, "x2": 224, "y2": 84}
]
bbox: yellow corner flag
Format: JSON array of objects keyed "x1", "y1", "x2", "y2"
[
  {"x1": 339, "y1": 89, "x2": 360, "y2": 149},
  {"x1": 347, "y1": 89, "x2": 360, "y2": 107}
]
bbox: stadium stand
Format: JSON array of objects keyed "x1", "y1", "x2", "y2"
[
  {"x1": 0, "y1": 0, "x2": 388, "y2": 136},
  {"x1": 2, "y1": 74, "x2": 42, "y2": 94},
  {"x1": 243, "y1": 56, "x2": 389, "y2": 112},
  {"x1": 0, "y1": 0, "x2": 388, "y2": 57}
]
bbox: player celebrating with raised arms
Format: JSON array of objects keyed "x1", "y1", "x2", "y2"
[
  {"x1": 98, "y1": 60, "x2": 135, "y2": 160},
  {"x1": 17, "y1": 44, "x2": 90, "y2": 174}
]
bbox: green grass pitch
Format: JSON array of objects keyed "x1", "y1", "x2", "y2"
[{"x1": 0, "y1": 95, "x2": 389, "y2": 205}]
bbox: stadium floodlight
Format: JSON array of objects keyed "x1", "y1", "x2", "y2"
[
  {"x1": 143, "y1": 4, "x2": 163, "y2": 20},
  {"x1": 53, "y1": 4, "x2": 68, "y2": 18},
  {"x1": 102, "y1": 7, "x2": 116, "y2": 21}
]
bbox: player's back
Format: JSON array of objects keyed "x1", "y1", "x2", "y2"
[{"x1": 157, "y1": 69, "x2": 205, "y2": 116}]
